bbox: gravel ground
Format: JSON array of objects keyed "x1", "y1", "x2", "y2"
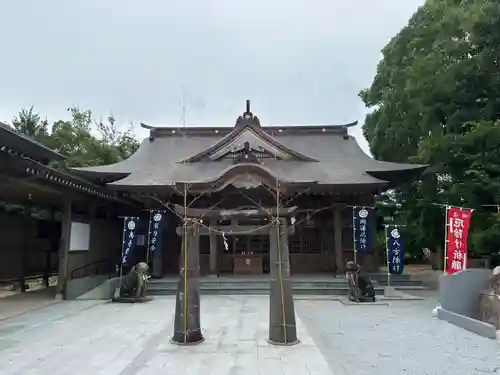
[{"x1": 295, "y1": 295, "x2": 500, "y2": 375}]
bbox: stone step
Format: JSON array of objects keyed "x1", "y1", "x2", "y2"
[
  {"x1": 149, "y1": 279, "x2": 424, "y2": 288},
  {"x1": 147, "y1": 275, "x2": 427, "y2": 296},
  {"x1": 148, "y1": 283, "x2": 386, "y2": 290},
  {"x1": 366, "y1": 274, "x2": 414, "y2": 281},
  {"x1": 373, "y1": 280, "x2": 424, "y2": 286},
  {"x1": 150, "y1": 280, "x2": 355, "y2": 287},
  {"x1": 148, "y1": 286, "x2": 386, "y2": 296}
]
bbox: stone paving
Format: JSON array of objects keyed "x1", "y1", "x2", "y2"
[
  {"x1": 0, "y1": 287, "x2": 57, "y2": 321},
  {"x1": 0, "y1": 295, "x2": 498, "y2": 375}
]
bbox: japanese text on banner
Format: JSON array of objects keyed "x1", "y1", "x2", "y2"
[
  {"x1": 121, "y1": 217, "x2": 138, "y2": 266},
  {"x1": 445, "y1": 207, "x2": 473, "y2": 274},
  {"x1": 353, "y1": 207, "x2": 373, "y2": 252},
  {"x1": 148, "y1": 210, "x2": 165, "y2": 254},
  {"x1": 386, "y1": 225, "x2": 405, "y2": 275}
]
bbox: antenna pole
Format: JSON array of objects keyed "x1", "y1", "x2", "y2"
[{"x1": 180, "y1": 85, "x2": 187, "y2": 127}]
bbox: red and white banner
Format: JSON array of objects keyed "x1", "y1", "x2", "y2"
[{"x1": 445, "y1": 207, "x2": 473, "y2": 274}]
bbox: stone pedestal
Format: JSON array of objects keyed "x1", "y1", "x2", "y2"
[
  {"x1": 268, "y1": 220, "x2": 299, "y2": 345},
  {"x1": 171, "y1": 219, "x2": 204, "y2": 345}
]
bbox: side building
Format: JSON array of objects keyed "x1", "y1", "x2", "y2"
[
  {"x1": 73, "y1": 103, "x2": 426, "y2": 276},
  {"x1": 0, "y1": 121, "x2": 139, "y2": 297}
]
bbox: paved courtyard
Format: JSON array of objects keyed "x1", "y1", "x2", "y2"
[{"x1": 0, "y1": 295, "x2": 498, "y2": 375}]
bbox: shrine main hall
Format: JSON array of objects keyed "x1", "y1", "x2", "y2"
[{"x1": 73, "y1": 102, "x2": 425, "y2": 276}]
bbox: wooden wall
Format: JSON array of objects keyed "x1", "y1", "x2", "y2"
[
  {"x1": 65, "y1": 217, "x2": 123, "y2": 278},
  {"x1": 0, "y1": 212, "x2": 58, "y2": 281}
]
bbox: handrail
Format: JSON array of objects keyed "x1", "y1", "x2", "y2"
[{"x1": 69, "y1": 257, "x2": 114, "y2": 279}]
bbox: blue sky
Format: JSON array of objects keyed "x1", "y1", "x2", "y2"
[{"x1": 0, "y1": 0, "x2": 424, "y2": 153}]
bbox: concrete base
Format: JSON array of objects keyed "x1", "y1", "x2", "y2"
[
  {"x1": 437, "y1": 307, "x2": 497, "y2": 339},
  {"x1": 384, "y1": 286, "x2": 403, "y2": 298},
  {"x1": 78, "y1": 277, "x2": 120, "y2": 300},
  {"x1": 111, "y1": 296, "x2": 153, "y2": 304},
  {"x1": 66, "y1": 275, "x2": 111, "y2": 300},
  {"x1": 170, "y1": 337, "x2": 205, "y2": 346},
  {"x1": 339, "y1": 297, "x2": 389, "y2": 306},
  {"x1": 267, "y1": 338, "x2": 300, "y2": 346}
]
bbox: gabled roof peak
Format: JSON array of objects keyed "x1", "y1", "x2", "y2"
[{"x1": 180, "y1": 120, "x2": 319, "y2": 163}]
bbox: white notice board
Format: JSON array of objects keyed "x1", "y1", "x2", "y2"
[{"x1": 69, "y1": 222, "x2": 90, "y2": 251}]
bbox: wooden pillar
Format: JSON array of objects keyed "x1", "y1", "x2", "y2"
[
  {"x1": 334, "y1": 207, "x2": 344, "y2": 274},
  {"x1": 268, "y1": 219, "x2": 299, "y2": 345},
  {"x1": 209, "y1": 219, "x2": 217, "y2": 274},
  {"x1": 56, "y1": 199, "x2": 71, "y2": 298},
  {"x1": 44, "y1": 207, "x2": 57, "y2": 288},
  {"x1": 20, "y1": 202, "x2": 33, "y2": 292},
  {"x1": 172, "y1": 218, "x2": 204, "y2": 345}
]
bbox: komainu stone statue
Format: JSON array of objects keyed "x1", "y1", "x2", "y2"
[
  {"x1": 478, "y1": 267, "x2": 500, "y2": 329},
  {"x1": 114, "y1": 262, "x2": 151, "y2": 302},
  {"x1": 345, "y1": 261, "x2": 376, "y2": 302}
]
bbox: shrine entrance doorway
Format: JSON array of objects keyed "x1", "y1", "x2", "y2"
[{"x1": 182, "y1": 216, "x2": 295, "y2": 275}]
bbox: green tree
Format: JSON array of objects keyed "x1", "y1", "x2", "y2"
[
  {"x1": 95, "y1": 114, "x2": 139, "y2": 161},
  {"x1": 11, "y1": 107, "x2": 139, "y2": 168},
  {"x1": 361, "y1": 0, "x2": 500, "y2": 259},
  {"x1": 49, "y1": 108, "x2": 139, "y2": 168},
  {"x1": 12, "y1": 106, "x2": 50, "y2": 144},
  {"x1": 418, "y1": 120, "x2": 500, "y2": 256}
]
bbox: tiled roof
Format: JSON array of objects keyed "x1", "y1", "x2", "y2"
[
  {"x1": 0, "y1": 122, "x2": 65, "y2": 163},
  {"x1": 73, "y1": 122, "x2": 426, "y2": 189}
]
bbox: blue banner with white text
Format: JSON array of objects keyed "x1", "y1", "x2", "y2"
[
  {"x1": 121, "y1": 217, "x2": 139, "y2": 266},
  {"x1": 353, "y1": 207, "x2": 373, "y2": 252},
  {"x1": 386, "y1": 225, "x2": 405, "y2": 275},
  {"x1": 148, "y1": 210, "x2": 165, "y2": 255}
]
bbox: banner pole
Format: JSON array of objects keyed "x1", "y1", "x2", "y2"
[
  {"x1": 384, "y1": 225, "x2": 391, "y2": 287},
  {"x1": 117, "y1": 216, "x2": 128, "y2": 296},
  {"x1": 352, "y1": 206, "x2": 357, "y2": 264},
  {"x1": 146, "y1": 210, "x2": 153, "y2": 265},
  {"x1": 459, "y1": 206, "x2": 464, "y2": 271},
  {"x1": 443, "y1": 206, "x2": 449, "y2": 274}
]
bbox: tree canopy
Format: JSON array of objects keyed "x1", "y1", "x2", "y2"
[
  {"x1": 361, "y1": 0, "x2": 500, "y2": 260},
  {"x1": 10, "y1": 107, "x2": 139, "y2": 168}
]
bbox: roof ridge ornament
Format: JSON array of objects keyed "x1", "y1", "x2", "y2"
[
  {"x1": 235, "y1": 100, "x2": 261, "y2": 128},
  {"x1": 232, "y1": 141, "x2": 261, "y2": 165}
]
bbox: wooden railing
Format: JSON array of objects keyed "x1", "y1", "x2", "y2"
[{"x1": 69, "y1": 258, "x2": 115, "y2": 279}]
